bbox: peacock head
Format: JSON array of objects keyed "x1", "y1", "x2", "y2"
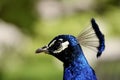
[{"x1": 35, "y1": 35, "x2": 80, "y2": 63}]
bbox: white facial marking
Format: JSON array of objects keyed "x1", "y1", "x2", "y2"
[
  {"x1": 48, "y1": 40, "x2": 56, "y2": 47},
  {"x1": 59, "y1": 38, "x2": 63, "y2": 41},
  {"x1": 53, "y1": 41, "x2": 69, "y2": 53}
]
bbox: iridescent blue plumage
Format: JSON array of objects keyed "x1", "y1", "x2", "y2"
[
  {"x1": 35, "y1": 18, "x2": 105, "y2": 80},
  {"x1": 53, "y1": 35, "x2": 97, "y2": 80},
  {"x1": 62, "y1": 36, "x2": 97, "y2": 80}
]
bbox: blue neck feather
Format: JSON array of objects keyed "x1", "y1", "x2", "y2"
[{"x1": 63, "y1": 45, "x2": 97, "y2": 80}]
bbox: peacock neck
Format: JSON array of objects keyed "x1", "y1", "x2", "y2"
[
  {"x1": 63, "y1": 45, "x2": 97, "y2": 80},
  {"x1": 64, "y1": 44, "x2": 89, "y2": 68}
]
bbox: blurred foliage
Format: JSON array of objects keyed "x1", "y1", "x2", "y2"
[
  {"x1": 96, "y1": 60, "x2": 120, "y2": 80},
  {"x1": 95, "y1": 0, "x2": 120, "y2": 14},
  {"x1": 0, "y1": 0, "x2": 38, "y2": 36},
  {"x1": 0, "y1": 0, "x2": 120, "y2": 80},
  {"x1": 104, "y1": 8, "x2": 120, "y2": 37},
  {"x1": 0, "y1": 0, "x2": 120, "y2": 36}
]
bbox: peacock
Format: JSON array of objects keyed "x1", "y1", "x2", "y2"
[{"x1": 35, "y1": 18, "x2": 105, "y2": 80}]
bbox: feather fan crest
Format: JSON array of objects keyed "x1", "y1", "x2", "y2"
[{"x1": 77, "y1": 18, "x2": 105, "y2": 57}]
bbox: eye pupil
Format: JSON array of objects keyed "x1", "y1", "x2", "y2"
[{"x1": 54, "y1": 40, "x2": 62, "y2": 49}]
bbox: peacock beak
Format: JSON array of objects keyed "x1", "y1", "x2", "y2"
[{"x1": 35, "y1": 46, "x2": 48, "y2": 53}]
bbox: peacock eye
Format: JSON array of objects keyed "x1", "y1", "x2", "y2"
[
  {"x1": 53, "y1": 40, "x2": 63, "y2": 50},
  {"x1": 48, "y1": 40, "x2": 62, "y2": 50},
  {"x1": 53, "y1": 40, "x2": 69, "y2": 54},
  {"x1": 48, "y1": 38, "x2": 69, "y2": 54}
]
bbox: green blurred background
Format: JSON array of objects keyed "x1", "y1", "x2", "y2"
[{"x1": 0, "y1": 0, "x2": 120, "y2": 80}]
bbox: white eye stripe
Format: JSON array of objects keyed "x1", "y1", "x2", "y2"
[
  {"x1": 48, "y1": 40, "x2": 56, "y2": 47},
  {"x1": 59, "y1": 38, "x2": 63, "y2": 41},
  {"x1": 48, "y1": 38, "x2": 63, "y2": 47},
  {"x1": 53, "y1": 41, "x2": 69, "y2": 53}
]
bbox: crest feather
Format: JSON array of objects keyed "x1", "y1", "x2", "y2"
[{"x1": 77, "y1": 18, "x2": 105, "y2": 58}]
